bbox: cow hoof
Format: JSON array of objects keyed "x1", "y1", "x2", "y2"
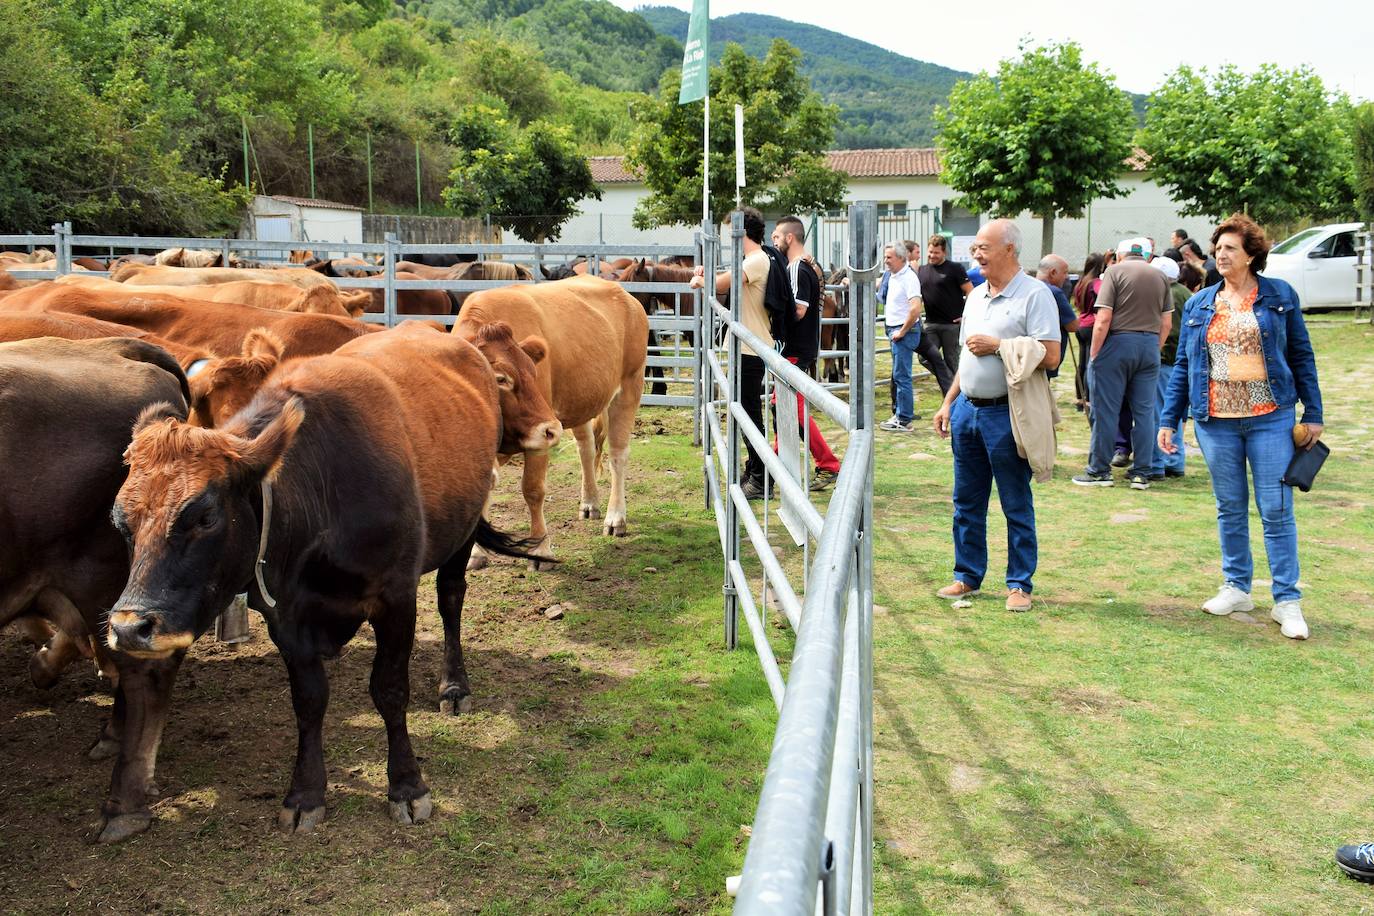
[
  {"x1": 438, "y1": 689, "x2": 472, "y2": 716},
  {"x1": 466, "y1": 552, "x2": 490, "y2": 572},
  {"x1": 603, "y1": 520, "x2": 627, "y2": 537},
  {"x1": 390, "y1": 793, "x2": 433, "y2": 826},
  {"x1": 87, "y1": 735, "x2": 119, "y2": 761},
  {"x1": 97, "y1": 812, "x2": 151, "y2": 844},
  {"x1": 530, "y1": 557, "x2": 558, "y2": 572},
  {"x1": 278, "y1": 805, "x2": 326, "y2": 834},
  {"x1": 580, "y1": 504, "x2": 601, "y2": 520}
]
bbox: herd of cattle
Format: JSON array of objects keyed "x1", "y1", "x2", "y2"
[{"x1": 0, "y1": 245, "x2": 665, "y2": 843}]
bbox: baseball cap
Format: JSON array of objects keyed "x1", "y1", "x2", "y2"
[
  {"x1": 1116, "y1": 237, "x2": 1153, "y2": 259},
  {"x1": 1150, "y1": 256, "x2": 1179, "y2": 281}
]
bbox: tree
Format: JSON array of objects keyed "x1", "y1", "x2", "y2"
[
  {"x1": 1139, "y1": 64, "x2": 1356, "y2": 226},
  {"x1": 934, "y1": 42, "x2": 1135, "y2": 257},
  {"x1": 625, "y1": 40, "x2": 846, "y2": 228},
  {"x1": 1348, "y1": 102, "x2": 1374, "y2": 224},
  {"x1": 442, "y1": 105, "x2": 600, "y2": 241}
]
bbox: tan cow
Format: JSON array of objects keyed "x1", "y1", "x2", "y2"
[
  {"x1": 455, "y1": 274, "x2": 647, "y2": 566},
  {"x1": 0, "y1": 313, "x2": 211, "y2": 369},
  {"x1": 111, "y1": 263, "x2": 335, "y2": 290},
  {"x1": 56, "y1": 275, "x2": 353, "y2": 316}
]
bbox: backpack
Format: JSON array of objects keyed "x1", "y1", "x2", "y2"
[{"x1": 761, "y1": 244, "x2": 795, "y2": 346}]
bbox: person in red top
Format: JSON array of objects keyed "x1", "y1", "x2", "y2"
[{"x1": 1071, "y1": 252, "x2": 1106, "y2": 412}]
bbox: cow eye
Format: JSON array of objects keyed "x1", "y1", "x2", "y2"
[{"x1": 494, "y1": 372, "x2": 513, "y2": 390}]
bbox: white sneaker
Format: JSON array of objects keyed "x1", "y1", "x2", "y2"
[
  {"x1": 1271, "y1": 600, "x2": 1309, "y2": 640},
  {"x1": 1202, "y1": 585, "x2": 1254, "y2": 616}
]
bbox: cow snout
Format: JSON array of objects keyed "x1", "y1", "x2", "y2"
[
  {"x1": 107, "y1": 609, "x2": 162, "y2": 654},
  {"x1": 527, "y1": 420, "x2": 563, "y2": 450}
]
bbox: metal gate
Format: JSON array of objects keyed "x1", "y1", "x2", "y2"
[{"x1": 700, "y1": 205, "x2": 878, "y2": 914}]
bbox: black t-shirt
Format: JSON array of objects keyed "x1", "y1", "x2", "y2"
[
  {"x1": 782, "y1": 259, "x2": 822, "y2": 364},
  {"x1": 916, "y1": 260, "x2": 970, "y2": 324}
]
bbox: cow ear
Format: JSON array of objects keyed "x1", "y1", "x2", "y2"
[
  {"x1": 132, "y1": 402, "x2": 182, "y2": 438},
  {"x1": 243, "y1": 328, "x2": 284, "y2": 363},
  {"x1": 239, "y1": 396, "x2": 305, "y2": 483},
  {"x1": 519, "y1": 335, "x2": 548, "y2": 365}
]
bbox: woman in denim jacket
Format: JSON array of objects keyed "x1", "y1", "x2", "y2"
[{"x1": 1158, "y1": 214, "x2": 1324, "y2": 639}]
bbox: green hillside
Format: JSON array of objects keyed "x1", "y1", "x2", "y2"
[{"x1": 638, "y1": 7, "x2": 969, "y2": 147}]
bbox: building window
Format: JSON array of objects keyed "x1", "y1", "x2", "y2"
[{"x1": 877, "y1": 202, "x2": 908, "y2": 220}]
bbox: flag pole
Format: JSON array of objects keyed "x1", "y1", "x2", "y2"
[
  {"x1": 704, "y1": 95, "x2": 710, "y2": 228},
  {"x1": 679, "y1": 0, "x2": 710, "y2": 228}
]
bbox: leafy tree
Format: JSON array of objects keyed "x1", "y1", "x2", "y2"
[
  {"x1": 1354, "y1": 103, "x2": 1374, "y2": 224},
  {"x1": 454, "y1": 31, "x2": 557, "y2": 124},
  {"x1": 625, "y1": 40, "x2": 846, "y2": 228},
  {"x1": 1139, "y1": 64, "x2": 1355, "y2": 226},
  {"x1": 442, "y1": 105, "x2": 600, "y2": 241},
  {"x1": 934, "y1": 41, "x2": 1135, "y2": 257}
]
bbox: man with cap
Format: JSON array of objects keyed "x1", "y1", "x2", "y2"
[
  {"x1": 1148, "y1": 255, "x2": 1188, "y2": 479},
  {"x1": 1073, "y1": 237, "x2": 1174, "y2": 489}
]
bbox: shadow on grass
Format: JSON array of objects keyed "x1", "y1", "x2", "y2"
[{"x1": 879, "y1": 602, "x2": 1208, "y2": 913}]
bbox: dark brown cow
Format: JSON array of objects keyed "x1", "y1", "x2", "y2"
[
  {"x1": 0, "y1": 284, "x2": 378, "y2": 357},
  {"x1": 0, "y1": 336, "x2": 188, "y2": 693},
  {"x1": 456, "y1": 275, "x2": 647, "y2": 566},
  {"x1": 101, "y1": 322, "x2": 558, "y2": 841}
]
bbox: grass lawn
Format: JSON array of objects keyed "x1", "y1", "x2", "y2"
[{"x1": 1, "y1": 322, "x2": 1371, "y2": 913}]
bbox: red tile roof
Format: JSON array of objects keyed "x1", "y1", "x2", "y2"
[
  {"x1": 269, "y1": 195, "x2": 363, "y2": 212},
  {"x1": 588, "y1": 147, "x2": 1149, "y2": 184}
]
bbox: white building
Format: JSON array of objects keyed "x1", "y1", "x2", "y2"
[
  {"x1": 241, "y1": 195, "x2": 365, "y2": 258},
  {"x1": 578, "y1": 149, "x2": 1212, "y2": 271}
]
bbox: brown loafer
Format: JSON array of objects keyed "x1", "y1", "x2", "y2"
[
  {"x1": 937, "y1": 581, "x2": 979, "y2": 600},
  {"x1": 1005, "y1": 589, "x2": 1033, "y2": 612}
]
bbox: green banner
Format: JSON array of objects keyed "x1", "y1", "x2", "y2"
[{"x1": 677, "y1": 0, "x2": 709, "y2": 104}]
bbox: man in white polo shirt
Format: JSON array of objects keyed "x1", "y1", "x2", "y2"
[
  {"x1": 932, "y1": 219, "x2": 1061, "y2": 612},
  {"x1": 880, "y1": 243, "x2": 924, "y2": 431}
]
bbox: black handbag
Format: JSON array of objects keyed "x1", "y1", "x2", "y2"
[{"x1": 1282, "y1": 440, "x2": 1329, "y2": 492}]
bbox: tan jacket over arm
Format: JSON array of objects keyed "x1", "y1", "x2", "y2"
[{"x1": 997, "y1": 336, "x2": 1061, "y2": 483}]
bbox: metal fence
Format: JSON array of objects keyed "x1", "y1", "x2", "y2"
[
  {"x1": 1, "y1": 223, "x2": 700, "y2": 409},
  {"x1": 701, "y1": 205, "x2": 876, "y2": 914}
]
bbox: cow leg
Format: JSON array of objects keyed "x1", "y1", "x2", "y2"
[
  {"x1": 436, "y1": 550, "x2": 474, "y2": 715},
  {"x1": 98, "y1": 653, "x2": 184, "y2": 843},
  {"x1": 278, "y1": 651, "x2": 329, "y2": 834},
  {"x1": 521, "y1": 448, "x2": 556, "y2": 570},
  {"x1": 30, "y1": 588, "x2": 94, "y2": 689},
  {"x1": 646, "y1": 329, "x2": 666, "y2": 397},
  {"x1": 371, "y1": 594, "x2": 431, "y2": 825},
  {"x1": 604, "y1": 379, "x2": 642, "y2": 537},
  {"x1": 88, "y1": 645, "x2": 123, "y2": 761},
  {"x1": 573, "y1": 421, "x2": 602, "y2": 520}
]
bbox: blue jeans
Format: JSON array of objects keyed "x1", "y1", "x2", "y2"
[
  {"x1": 887, "y1": 325, "x2": 921, "y2": 422},
  {"x1": 1192, "y1": 406, "x2": 1300, "y2": 603},
  {"x1": 1087, "y1": 332, "x2": 1159, "y2": 477},
  {"x1": 1150, "y1": 362, "x2": 1185, "y2": 476},
  {"x1": 950, "y1": 396, "x2": 1036, "y2": 593}
]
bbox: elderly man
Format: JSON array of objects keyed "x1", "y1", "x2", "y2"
[
  {"x1": 880, "y1": 242, "x2": 925, "y2": 431},
  {"x1": 1073, "y1": 237, "x2": 1173, "y2": 490},
  {"x1": 1035, "y1": 254, "x2": 1079, "y2": 380},
  {"x1": 933, "y1": 220, "x2": 1061, "y2": 612}
]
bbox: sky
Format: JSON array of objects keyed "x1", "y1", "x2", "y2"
[{"x1": 612, "y1": 0, "x2": 1373, "y2": 102}]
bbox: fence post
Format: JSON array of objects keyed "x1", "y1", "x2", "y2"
[
  {"x1": 692, "y1": 228, "x2": 705, "y2": 448},
  {"x1": 849, "y1": 201, "x2": 878, "y2": 916},
  {"x1": 307, "y1": 123, "x2": 316, "y2": 200},
  {"x1": 366, "y1": 131, "x2": 374, "y2": 214},
  {"x1": 383, "y1": 231, "x2": 398, "y2": 328},
  {"x1": 220, "y1": 237, "x2": 232, "y2": 267},
  {"x1": 53, "y1": 222, "x2": 72, "y2": 276},
  {"x1": 723, "y1": 210, "x2": 744, "y2": 650}
]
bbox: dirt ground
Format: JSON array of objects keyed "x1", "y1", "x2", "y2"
[{"x1": 0, "y1": 410, "x2": 726, "y2": 915}]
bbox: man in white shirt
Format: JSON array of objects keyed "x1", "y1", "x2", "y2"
[
  {"x1": 880, "y1": 243, "x2": 925, "y2": 431},
  {"x1": 932, "y1": 219, "x2": 1061, "y2": 612}
]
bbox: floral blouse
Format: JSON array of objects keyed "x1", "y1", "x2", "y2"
[{"x1": 1206, "y1": 287, "x2": 1277, "y2": 418}]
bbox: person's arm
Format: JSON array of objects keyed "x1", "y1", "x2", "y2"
[
  {"x1": 1090, "y1": 308, "x2": 1112, "y2": 359},
  {"x1": 893, "y1": 295, "x2": 922, "y2": 338},
  {"x1": 1158, "y1": 309, "x2": 1172, "y2": 350},
  {"x1": 1038, "y1": 339, "x2": 1061, "y2": 370},
  {"x1": 688, "y1": 266, "x2": 733, "y2": 296},
  {"x1": 933, "y1": 370, "x2": 962, "y2": 438},
  {"x1": 1283, "y1": 283, "x2": 1324, "y2": 444},
  {"x1": 960, "y1": 281, "x2": 973, "y2": 296},
  {"x1": 1158, "y1": 297, "x2": 1197, "y2": 453}
]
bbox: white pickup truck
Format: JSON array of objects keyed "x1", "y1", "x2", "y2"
[{"x1": 1261, "y1": 222, "x2": 1364, "y2": 310}]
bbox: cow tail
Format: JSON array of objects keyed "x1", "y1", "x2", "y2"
[{"x1": 473, "y1": 517, "x2": 558, "y2": 564}]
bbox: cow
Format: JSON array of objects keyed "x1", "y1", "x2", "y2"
[
  {"x1": 101, "y1": 321, "x2": 559, "y2": 841},
  {"x1": 111, "y1": 264, "x2": 335, "y2": 291},
  {"x1": 0, "y1": 313, "x2": 211, "y2": 369},
  {"x1": 0, "y1": 335, "x2": 189, "y2": 696},
  {"x1": 455, "y1": 274, "x2": 647, "y2": 567},
  {"x1": 305, "y1": 257, "x2": 378, "y2": 279},
  {"x1": 152, "y1": 247, "x2": 227, "y2": 268},
  {"x1": 0, "y1": 284, "x2": 378, "y2": 359},
  {"x1": 56, "y1": 275, "x2": 354, "y2": 317}
]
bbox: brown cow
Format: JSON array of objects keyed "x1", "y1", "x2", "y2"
[
  {"x1": 111, "y1": 263, "x2": 334, "y2": 290},
  {"x1": 0, "y1": 284, "x2": 378, "y2": 358},
  {"x1": 0, "y1": 336, "x2": 188, "y2": 694},
  {"x1": 57, "y1": 275, "x2": 352, "y2": 316},
  {"x1": 455, "y1": 275, "x2": 647, "y2": 566},
  {"x1": 0, "y1": 313, "x2": 211, "y2": 368},
  {"x1": 101, "y1": 321, "x2": 558, "y2": 841}
]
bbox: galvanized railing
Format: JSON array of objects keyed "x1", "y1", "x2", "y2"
[
  {"x1": 701, "y1": 205, "x2": 877, "y2": 914},
  {"x1": 1, "y1": 223, "x2": 701, "y2": 409}
]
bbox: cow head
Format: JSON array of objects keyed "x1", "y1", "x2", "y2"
[
  {"x1": 189, "y1": 329, "x2": 284, "y2": 429},
  {"x1": 107, "y1": 397, "x2": 305, "y2": 656},
  {"x1": 460, "y1": 321, "x2": 561, "y2": 453}
]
